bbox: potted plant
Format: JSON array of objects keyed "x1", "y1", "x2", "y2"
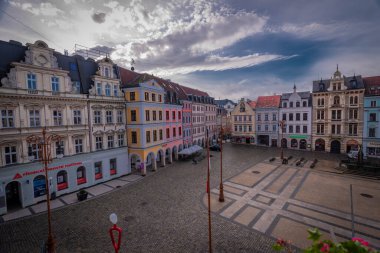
[{"x1": 76, "y1": 189, "x2": 88, "y2": 201}]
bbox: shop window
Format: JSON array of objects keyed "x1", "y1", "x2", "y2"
[
  {"x1": 33, "y1": 175, "x2": 46, "y2": 197},
  {"x1": 110, "y1": 158, "x2": 117, "y2": 175},
  {"x1": 57, "y1": 170, "x2": 68, "y2": 191},
  {"x1": 77, "y1": 166, "x2": 86, "y2": 185},
  {"x1": 4, "y1": 146, "x2": 17, "y2": 165},
  {"x1": 95, "y1": 161, "x2": 103, "y2": 180}
]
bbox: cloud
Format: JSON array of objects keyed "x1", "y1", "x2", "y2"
[
  {"x1": 9, "y1": 1, "x2": 63, "y2": 16},
  {"x1": 91, "y1": 12, "x2": 106, "y2": 23}
]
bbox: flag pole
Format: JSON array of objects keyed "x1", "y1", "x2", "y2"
[{"x1": 206, "y1": 129, "x2": 212, "y2": 253}]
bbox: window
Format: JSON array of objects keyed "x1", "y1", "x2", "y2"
[
  {"x1": 173, "y1": 128, "x2": 176, "y2": 137},
  {"x1": 146, "y1": 131, "x2": 151, "y2": 143},
  {"x1": 74, "y1": 138, "x2": 83, "y2": 154},
  {"x1": 69, "y1": 62, "x2": 78, "y2": 71},
  {"x1": 145, "y1": 92, "x2": 149, "y2": 101},
  {"x1": 55, "y1": 141, "x2": 64, "y2": 157},
  {"x1": 105, "y1": 84, "x2": 111, "y2": 96},
  {"x1": 317, "y1": 124, "x2": 324, "y2": 134},
  {"x1": 283, "y1": 102, "x2": 287, "y2": 108},
  {"x1": 289, "y1": 113, "x2": 293, "y2": 121},
  {"x1": 290, "y1": 102, "x2": 293, "y2": 108},
  {"x1": 117, "y1": 110, "x2": 123, "y2": 123},
  {"x1": 53, "y1": 110, "x2": 62, "y2": 126},
  {"x1": 51, "y1": 77, "x2": 59, "y2": 92},
  {"x1": 371, "y1": 101, "x2": 377, "y2": 107},
  {"x1": 172, "y1": 111, "x2": 176, "y2": 120},
  {"x1": 4, "y1": 146, "x2": 17, "y2": 165},
  {"x1": 257, "y1": 114, "x2": 261, "y2": 121},
  {"x1": 265, "y1": 125, "x2": 268, "y2": 131},
  {"x1": 273, "y1": 114, "x2": 276, "y2": 121},
  {"x1": 369, "y1": 128, "x2": 376, "y2": 138},
  {"x1": 159, "y1": 111, "x2": 162, "y2": 120},
  {"x1": 118, "y1": 134, "x2": 124, "y2": 146},
  {"x1": 248, "y1": 125, "x2": 252, "y2": 132},
  {"x1": 113, "y1": 85, "x2": 118, "y2": 97},
  {"x1": 72, "y1": 81, "x2": 81, "y2": 93},
  {"x1": 131, "y1": 110, "x2": 137, "y2": 122},
  {"x1": 239, "y1": 125, "x2": 242, "y2": 132},
  {"x1": 106, "y1": 111, "x2": 113, "y2": 123},
  {"x1": 159, "y1": 129, "x2": 163, "y2": 140},
  {"x1": 96, "y1": 83, "x2": 102, "y2": 95},
  {"x1": 303, "y1": 101, "x2": 307, "y2": 107},
  {"x1": 33, "y1": 175, "x2": 46, "y2": 197},
  {"x1": 28, "y1": 144, "x2": 40, "y2": 160},
  {"x1": 179, "y1": 127, "x2": 182, "y2": 135},
  {"x1": 273, "y1": 125, "x2": 277, "y2": 132},
  {"x1": 105, "y1": 68, "x2": 109, "y2": 78},
  {"x1": 130, "y1": 92, "x2": 135, "y2": 101},
  {"x1": 108, "y1": 135, "x2": 114, "y2": 148},
  {"x1": 1, "y1": 110, "x2": 14, "y2": 128},
  {"x1": 178, "y1": 112, "x2": 181, "y2": 120},
  {"x1": 301, "y1": 113, "x2": 307, "y2": 121},
  {"x1": 349, "y1": 124, "x2": 358, "y2": 136},
  {"x1": 77, "y1": 166, "x2": 86, "y2": 185},
  {"x1": 158, "y1": 95, "x2": 162, "y2": 102},
  {"x1": 95, "y1": 136, "x2": 103, "y2": 150},
  {"x1": 317, "y1": 98, "x2": 325, "y2": 106},
  {"x1": 331, "y1": 110, "x2": 341, "y2": 120},
  {"x1": 152, "y1": 93, "x2": 156, "y2": 101},
  {"x1": 29, "y1": 110, "x2": 40, "y2": 127},
  {"x1": 153, "y1": 130, "x2": 157, "y2": 141},
  {"x1": 317, "y1": 110, "x2": 324, "y2": 120},
  {"x1": 27, "y1": 73, "x2": 37, "y2": 90},
  {"x1": 303, "y1": 125, "x2": 307, "y2": 133},
  {"x1": 296, "y1": 125, "x2": 300, "y2": 133},
  {"x1": 57, "y1": 171, "x2": 68, "y2": 190},
  {"x1": 333, "y1": 96, "x2": 340, "y2": 105},
  {"x1": 73, "y1": 110, "x2": 81, "y2": 125},
  {"x1": 145, "y1": 110, "x2": 150, "y2": 121},
  {"x1": 289, "y1": 125, "x2": 293, "y2": 133},
  {"x1": 95, "y1": 161, "x2": 102, "y2": 179},
  {"x1": 166, "y1": 128, "x2": 170, "y2": 138},
  {"x1": 349, "y1": 109, "x2": 358, "y2": 119},
  {"x1": 282, "y1": 114, "x2": 286, "y2": 121},
  {"x1": 94, "y1": 111, "x2": 102, "y2": 124},
  {"x1": 131, "y1": 131, "x2": 137, "y2": 144},
  {"x1": 110, "y1": 158, "x2": 117, "y2": 175},
  {"x1": 153, "y1": 111, "x2": 157, "y2": 121},
  {"x1": 265, "y1": 114, "x2": 268, "y2": 121},
  {"x1": 369, "y1": 113, "x2": 377, "y2": 121},
  {"x1": 166, "y1": 111, "x2": 169, "y2": 120},
  {"x1": 258, "y1": 125, "x2": 261, "y2": 131},
  {"x1": 296, "y1": 102, "x2": 300, "y2": 107},
  {"x1": 296, "y1": 113, "x2": 300, "y2": 121}
]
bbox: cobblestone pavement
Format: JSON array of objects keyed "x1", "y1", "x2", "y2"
[{"x1": 0, "y1": 144, "x2": 345, "y2": 253}]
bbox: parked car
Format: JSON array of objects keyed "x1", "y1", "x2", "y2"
[
  {"x1": 210, "y1": 144, "x2": 221, "y2": 151},
  {"x1": 347, "y1": 150, "x2": 359, "y2": 159}
]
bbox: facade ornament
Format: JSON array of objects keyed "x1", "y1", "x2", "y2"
[{"x1": 1, "y1": 68, "x2": 17, "y2": 88}]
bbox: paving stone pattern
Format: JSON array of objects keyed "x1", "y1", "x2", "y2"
[{"x1": 0, "y1": 145, "x2": 358, "y2": 253}]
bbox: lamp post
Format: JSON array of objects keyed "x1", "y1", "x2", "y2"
[
  {"x1": 279, "y1": 120, "x2": 286, "y2": 160},
  {"x1": 26, "y1": 128, "x2": 62, "y2": 253},
  {"x1": 218, "y1": 122, "x2": 224, "y2": 202}
]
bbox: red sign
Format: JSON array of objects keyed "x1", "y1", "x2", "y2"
[
  {"x1": 13, "y1": 173, "x2": 23, "y2": 180},
  {"x1": 13, "y1": 162, "x2": 83, "y2": 178}
]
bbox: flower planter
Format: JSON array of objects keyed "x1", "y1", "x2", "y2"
[{"x1": 77, "y1": 190, "x2": 88, "y2": 201}]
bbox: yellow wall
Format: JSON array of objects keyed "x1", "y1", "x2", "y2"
[
  {"x1": 124, "y1": 90, "x2": 141, "y2": 102},
  {"x1": 126, "y1": 107, "x2": 141, "y2": 124},
  {"x1": 127, "y1": 128, "x2": 141, "y2": 147}
]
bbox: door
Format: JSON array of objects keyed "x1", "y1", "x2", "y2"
[
  {"x1": 5, "y1": 181, "x2": 22, "y2": 211},
  {"x1": 271, "y1": 139, "x2": 277, "y2": 147},
  {"x1": 330, "y1": 140, "x2": 341, "y2": 154}
]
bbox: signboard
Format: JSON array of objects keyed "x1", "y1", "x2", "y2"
[
  {"x1": 368, "y1": 142, "x2": 380, "y2": 147},
  {"x1": 13, "y1": 162, "x2": 82, "y2": 180},
  {"x1": 33, "y1": 177, "x2": 46, "y2": 197},
  {"x1": 289, "y1": 135, "x2": 308, "y2": 139}
]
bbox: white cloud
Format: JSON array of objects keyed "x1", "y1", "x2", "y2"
[{"x1": 9, "y1": 1, "x2": 64, "y2": 16}]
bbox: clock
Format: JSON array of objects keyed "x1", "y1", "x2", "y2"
[{"x1": 35, "y1": 54, "x2": 48, "y2": 66}]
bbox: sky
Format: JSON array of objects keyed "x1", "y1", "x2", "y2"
[{"x1": 1, "y1": 0, "x2": 380, "y2": 101}]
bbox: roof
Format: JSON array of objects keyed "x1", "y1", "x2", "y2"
[
  {"x1": 363, "y1": 76, "x2": 380, "y2": 96},
  {"x1": 256, "y1": 95, "x2": 281, "y2": 108},
  {"x1": 0, "y1": 40, "x2": 27, "y2": 81},
  {"x1": 281, "y1": 91, "x2": 311, "y2": 100},
  {"x1": 215, "y1": 99, "x2": 237, "y2": 106},
  {"x1": 119, "y1": 66, "x2": 141, "y2": 87},
  {"x1": 248, "y1": 101, "x2": 257, "y2": 109},
  {"x1": 312, "y1": 75, "x2": 364, "y2": 92},
  {"x1": 179, "y1": 85, "x2": 209, "y2": 97}
]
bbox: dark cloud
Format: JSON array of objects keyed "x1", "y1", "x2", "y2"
[{"x1": 91, "y1": 12, "x2": 106, "y2": 23}]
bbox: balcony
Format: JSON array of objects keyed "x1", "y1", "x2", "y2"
[{"x1": 27, "y1": 89, "x2": 38, "y2": 94}]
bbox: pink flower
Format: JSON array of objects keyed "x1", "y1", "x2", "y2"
[
  {"x1": 352, "y1": 237, "x2": 369, "y2": 246},
  {"x1": 276, "y1": 238, "x2": 287, "y2": 247},
  {"x1": 320, "y1": 243, "x2": 330, "y2": 253}
]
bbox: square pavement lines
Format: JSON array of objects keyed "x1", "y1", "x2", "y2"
[
  {"x1": 119, "y1": 174, "x2": 143, "y2": 182},
  {"x1": 104, "y1": 179, "x2": 131, "y2": 188},
  {"x1": 85, "y1": 184, "x2": 113, "y2": 197},
  {"x1": 2, "y1": 208, "x2": 32, "y2": 221},
  {"x1": 31, "y1": 199, "x2": 65, "y2": 213},
  {"x1": 253, "y1": 194, "x2": 275, "y2": 206}
]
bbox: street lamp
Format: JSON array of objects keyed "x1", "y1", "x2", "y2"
[
  {"x1": 26, "y1": 128, "x2": 62, "y2": 253},
  {"x1": 279, "y1": 120, "x2": 286, "y2": 160},
  {"x1": 218, "y1": 122, "x2": 224, "y2": 202}
]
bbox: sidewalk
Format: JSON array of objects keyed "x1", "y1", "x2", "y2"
[{"x1": 0, "y1": 173, "x2": 143, "y2": 223}]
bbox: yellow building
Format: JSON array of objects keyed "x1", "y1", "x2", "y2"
[{"x1": 231, "y1": 99, "x2": 256, "y2": 144}]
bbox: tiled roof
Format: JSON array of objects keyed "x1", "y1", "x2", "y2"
[
  {"x1": 119, "y1": 66, "x2": 141, "y2": 87},
  {"x1": 248, "y1": 101, "x2": 257, "y2": 109},
  {"x1": 363, "y1": 76, "x2": 380, "y2": 96},
  {"x1": 256, "y1": 95, "x2": 281, "y2": 108},
  {"x1": 312, "y1": 75, "x2": 364, "y2": 92},
  {"x1": 215, "y1": 99, "x2": 236, "y2": 106},
  {"x1": 179, "y1": 85, "x2": 209, "y2": 97},
  {"x1": 281, "y1": 91, "x2": 311, "y2": 100}
]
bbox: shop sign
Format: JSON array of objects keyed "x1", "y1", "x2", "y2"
[
  {"x1": 13, "y1": 162, "x2": 82, "y2": 179},
  {"x1": 368, "y1": 142, "x2": 380, "y2": 147},
  {"x1": 33, "y1": 177, "x2": 46, "y2": 197},
  {"x1": 289, "y1": 135, "x2": 308, "y2": 139}
]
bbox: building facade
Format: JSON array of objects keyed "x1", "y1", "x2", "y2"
[
  {"x1": 363, "y1": 76, "x2": 380, "y2": 158},
  {"x1": 0, "y1": 40, "x2": 129, "y2": 215},
  {"x1": 312, "y1": 67, "x2": 365, "y2": 153},
  {"x1": 279, "y1": 86, "x2": 312, "y2": 150},
  {"x1": 256, "y1": 95, "x2": 281, "y2": 147},
  {"x1": 215, "y1": 99, "x2": 237, "y2": 116},
  {"x1": 231, "y1": 99, "x2": 256, "y2": 144}
]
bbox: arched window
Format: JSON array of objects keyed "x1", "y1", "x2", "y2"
[
  {"x1": 303, "y1": 101, "x2": 307, "y2": 107},
  {"x1": 96, "y1": 83, "x2": 102, "y2": 95},
  {"x1": 296, "y1": 102, "x2": 300, "y2": 107},
  {"x1": 334, "y1": 96, "x2": 340, "y2": 105},
  {"x1": 321, "y1": 98, "x2": 324, "y2": 106},
  {"x1": 350, "y1": 96, "x2": 353, "y2": 105},
  {"x1": 317, "y1": 98, "x2": 320, "y2": 106},
  {"x1": 77, "y1": 166, "x2": 86, "y2": 185},
  {"x1": 95, "y1": 161, "x2": 103, "y2": 180},
  {"x1": 57, "y1": 170, "x2": 68, "y2": 191},
  {"x1": 105, "y1": 84, "x2": 111, "y2": 96},
  {"x1": 33, "y1": 175, "x2": 46, "y2": 197},
  {"x1": 354, "y1": 96, "x2": 358, "y2": 104}
]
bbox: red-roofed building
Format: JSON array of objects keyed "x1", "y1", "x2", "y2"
[
  {"x1": 256, "y1": 95, "x2": 281, "y2": 146},
  {"x1": 230, "y1": 99, "x2": 257, "y2": 144}
]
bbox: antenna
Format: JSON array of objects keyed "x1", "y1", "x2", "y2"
[
  {"x1": 131, "y1": 58, "x2": 135, "y2": 71},
  {"x1": 74, "y1": 44, "x2": 110, "y2": 59}
]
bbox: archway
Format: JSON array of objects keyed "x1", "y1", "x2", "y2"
[
  {"x1": 202, "y1": 138, "x2": 205, "y2": 147},
  {"x1": 315, "y1": 139, "x2": 325, "y2": 151},
  {"x1": 299, "y1": 139, "x2": 307, "y2": 150},
  {"x1": 157, "y1": 149, "x2": 165, "y2": 167},
  {"x1": 130, "y1": 154, "x2": 142, "y2": 173},
  {"x1": 346, "y1": 140, "x2": 358, "y2": 153},
  {"x1": 33, "y1": 175, "x2": 46, "y2": 198},
  {"x1": 291, "y1": 139, "x2": 298, "y2": 148},
  {"x1": 165, "y1": 148, "x2": 172, "y2": 164},
  {"x1": 172, "y1": 146, "x2": 178, "y2": 160},
  {"x1": 197, "y1": 139, "x2": 201, "y2": 146},
  {"x1": 146, "y1": 152, "x2": 156, "y2": 171},
  {"x1": 6, "y1": 181, "x2": 22, "y2": 211},
  {"x1": 179, "y1": 144, "x2": 183, "y2": 152},
  {"x1": 330, "y1": 140, "x2": 341, "y2": 154},
  {"x1": 281, "y1": 138, "x2": 287, "y2": 148}
]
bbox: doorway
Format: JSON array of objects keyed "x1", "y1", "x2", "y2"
[
  {"x1": 5, "y1": 181, "x2": 22, "y2": 211},
  {"x1": 330, "y1": 140, "x2": 341, "y2": 154}
]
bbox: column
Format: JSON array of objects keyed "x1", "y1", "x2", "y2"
[
  {"x1": 152, "y1": 156, "x2": 157, "y2": 171},
  {"x1": 161, "y1": 152, "x2": 166, "y2": 167},
  {"x1": 168, "y1": 150, "x2": 173, "y2": 164}
]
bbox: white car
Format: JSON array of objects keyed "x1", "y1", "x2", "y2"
[{"x1": 347, "y1": 150, "x2": 359, "y2": 159}]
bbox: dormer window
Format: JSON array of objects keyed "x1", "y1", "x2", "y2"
[
  {"x1": 303, "y1": 101, "x2": 307, "y2": 107},
  {"x1": 105, "y1": 84, "x2": 111, "y2": 96},
  {"x1": 73, "y1": 81, "x2": 81, "y2": 93},
  {"x1": 51, "y1": 77, "x2": 59, "y2": 93},
  {"x1": 296, "y1": 102, "x2": 300, "y2": 107},
  {"x1": 113, "y1": 85, "x2": 118, "y2": 96},
  {"x1": 319, "y1": 83, "x2": 325, "y2": 91},
  {"x1": 283, "y1": 102, "x2": 287, "y2": 108},
  {"x1": 27, "y1": 73, "x2": 37, "y2": 90},
  {"x1": 105, "y1": 67, "x2": 109, "y2": 78},
  {"x1": 290, "y1": 102, "x2": 293, "y2": 108},
  {"x1": 96, "y1": 83, "x2": 102, "y2": 95}
]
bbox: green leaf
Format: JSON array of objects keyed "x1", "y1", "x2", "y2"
[
  {"x1": 272, "y1": 244, "x2": 284, "y2": 251},
  {"x1": 307, "y1": 228, "x2": 322, "y2": 242}
]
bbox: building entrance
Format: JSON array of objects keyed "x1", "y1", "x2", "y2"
[{"x1": 5, "y1": 181, "x2": 22, "y2": 211}]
